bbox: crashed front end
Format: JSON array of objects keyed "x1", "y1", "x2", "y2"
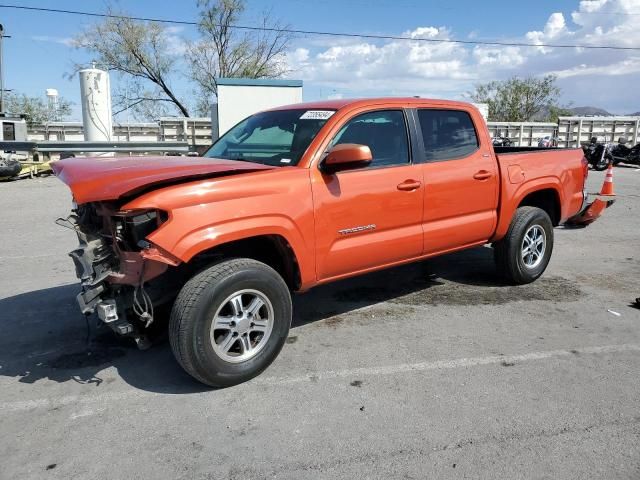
[{"x1": 59, "y1": 202, "x2": 180, "y2": 347}]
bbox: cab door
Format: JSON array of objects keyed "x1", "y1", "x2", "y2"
[
  {"x1": 311, "y1": 109, "x2": 424, "y2": 281},
  {"x1": 414, "y1": 108, "x2": 499, "y2": 254}
]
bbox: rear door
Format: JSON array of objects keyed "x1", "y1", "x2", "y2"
[
  {"x1": 414, "y1": 108, "x2": 499, "y2": 254},
  {"x1": 311, "y1": 109, "x2": 424, "y2": 280}
]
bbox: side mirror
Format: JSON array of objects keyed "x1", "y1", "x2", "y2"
[{"x1": 321, "y1": 143, "x2": 372, "y2": 173}]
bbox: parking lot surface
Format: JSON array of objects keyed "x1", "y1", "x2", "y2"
[{"x1": 1, "y1": 167, "x2": 639, "y2": 479}]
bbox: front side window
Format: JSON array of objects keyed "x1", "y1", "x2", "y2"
[
  {"x1": 417, "y1": 109, "x2": 479, "y2": 161},
  {"x1": 205, "y1": 109, "x2": 334, "y2": 166},
  {"x1": 330, "y1": 110, "x2": 410, "y2": 167}
]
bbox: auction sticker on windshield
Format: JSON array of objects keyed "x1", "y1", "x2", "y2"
[{"x1": 300, "y1": 110, "x2": 335, "y2": 120}]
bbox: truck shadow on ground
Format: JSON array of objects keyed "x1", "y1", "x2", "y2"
[{"x1": 0, "y1": 246, "x2": 582, "y2": 393}]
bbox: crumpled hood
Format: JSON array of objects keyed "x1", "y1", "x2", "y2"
[{"x1": 51, "y1": 155, "x2": 274, "y2": 204}]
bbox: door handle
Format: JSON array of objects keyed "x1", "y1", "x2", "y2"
[
  {"x1": 473, "y1": 170, "x2": 492, "y2": 180},
  {"x1": 397, "y1": 180, "x2": 422, "y2": 191}
]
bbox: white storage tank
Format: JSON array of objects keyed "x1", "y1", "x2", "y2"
[
  {"x1": 79, "y1": 65, "x2": 113, "y2": 142},
  {"x1": 45, "y1": 88, "x2": 59, "y2": 121}
]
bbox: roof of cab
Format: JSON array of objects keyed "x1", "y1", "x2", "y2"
[{"x1": 267, "y1": 97, "x2": 475, "y2": 112}]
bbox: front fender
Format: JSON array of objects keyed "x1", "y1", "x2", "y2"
[
  {"x1": 119, "y1": 168, "x2": 317, "y2": 288},
  {"x1": 149, "y1": 211, "x2": 316, "y2": 288},
  {"x1": 175, "y1": 215, "x2": 307, "y2": 261}
]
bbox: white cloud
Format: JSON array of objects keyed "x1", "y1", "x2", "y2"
[
  {"x1": 285, "y1": 0, "x2": 640, "y2": 112},
  {"x1": 473, "y1": 46, "x2": 525, "y2": 67},
  {"x1": 291, "y1": 48, "x2": 310, "y2": 63},
  {"x1": 289, "y1": 26, "x2": 473, "y2": 96},
  {"x1": 549, "y1": 57, "x2": 640, "y2": 78},
  {"x1": 31, "y1": 35, "x2": 74, "y2": 47},
  {"x1": 163, "y1": 26, "x2": 187, "y2": 55}
]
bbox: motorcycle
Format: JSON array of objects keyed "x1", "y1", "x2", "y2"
[
  {"x1": 492, "y1": 136, "x2": 512, "y2": 147},
  {"x1": 608, "y1": 137, "x2": 640, "y2": 166},
  {"x1": 538, "y1": 136, "x2": 558, "y2": 148},
  {"x1": 582, "y1": 137, "x2": 612, "y2": 171}
]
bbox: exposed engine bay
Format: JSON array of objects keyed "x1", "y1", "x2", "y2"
[{"x1": 57, "y1": 202, "x2": 181, "y2": 348}]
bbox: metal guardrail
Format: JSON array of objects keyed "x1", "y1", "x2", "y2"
[
  {"x1": 487, "y1": 122, "x2": 558, "y2": 147},
  {"x1": 0, "y1": 140, "x2": 192, "y2": 153},
  {"x1": 557, "y1": 116, "x2": 640, "y2": 148},
  {"x1": 27, "y1": 118, "x2": 213, "y2": 146}
]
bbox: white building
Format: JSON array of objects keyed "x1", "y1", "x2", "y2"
[{"x1": 214, "y1": 78, "x2": 303, "y2": 138}]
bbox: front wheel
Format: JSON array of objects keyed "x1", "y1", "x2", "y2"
[
  {"x1": 494, "y1": 207, "x2": 554, "y2": 284},
  {"x1": 169, "y1": 258, "x2": 292, "y2": 387},
  {"x1": 594, "y1": 156, "x2": 611, "y2": 171}
]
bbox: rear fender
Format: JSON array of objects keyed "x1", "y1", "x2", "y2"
[{"x1": 492, "y1": 177, "x2": 564, "y2": 241}]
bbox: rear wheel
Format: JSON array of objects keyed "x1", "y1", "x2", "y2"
[
  {"x1": 169, "y1": 258, "x2": 292, "y2": 387},
  {"x1": 494, "y1": 207, "x2": 554, "y2": 284}
]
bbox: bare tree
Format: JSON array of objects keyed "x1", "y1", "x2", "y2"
[
  {"x1": 73, "y1": 2, "x2": 293, "y2": 120},
  {"x1": 469, "y1": 75, "x2": 563, "y2": 122},
  {"x1": 73, "y1": 8, "x2": 190, "y2": 117},
  {"x1": 187, "y1": 0, "x2": 292, "y2": 113}
]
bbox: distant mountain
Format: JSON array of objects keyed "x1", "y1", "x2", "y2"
[
  {"x1": 630, "y1": 111, "x2": 640, "y2": 116},
  {"x1": 568, "y1": 106, "x2": 613, "y2": 116}
]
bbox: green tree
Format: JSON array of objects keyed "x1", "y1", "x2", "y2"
[
  {"x1": 4, "y1": 92, "x2": 73, "y2": 125},
  {"x1": 469, "y1": 75, "x2": 566, "y2": 122},
  {"x1": 547, "y1": 105, "x2": 574, "y2": 123}
]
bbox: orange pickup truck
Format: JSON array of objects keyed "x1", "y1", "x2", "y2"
[{"x1": 53, "y1": 98, "x2": 591, "y2": 387}]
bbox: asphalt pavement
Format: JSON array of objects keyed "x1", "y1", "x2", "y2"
[{"x1": 0, "y1": 167, "x2": 639, "y2": 479}]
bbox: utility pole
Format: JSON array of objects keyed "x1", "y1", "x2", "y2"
[{"x1": 0, "y1": 24, "x2": 11, "y2": 113}]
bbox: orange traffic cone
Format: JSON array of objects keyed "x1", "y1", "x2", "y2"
[{"x1": 599, "y1": 162, "x2": 615, "y2": 196}]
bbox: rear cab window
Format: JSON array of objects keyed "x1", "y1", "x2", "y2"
[{"x1": 416, "y1": 109, "x2": 479, "y2": 161}]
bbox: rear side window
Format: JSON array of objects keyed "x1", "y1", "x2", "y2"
[
  {"x1": 330, "y1": 110, "x2": 409, "y2": 167},
  {"x1": 417, "y1": 109, "x2": 479, "y2": 161}
]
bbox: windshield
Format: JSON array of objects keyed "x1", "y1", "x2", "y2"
[{"x1": 204, "y1": 109, "x2": 335, "y2": 166}]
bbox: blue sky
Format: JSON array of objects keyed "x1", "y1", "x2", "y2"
[{"x1": 2, "y1": 0, "x2": 639, "y2": 120}]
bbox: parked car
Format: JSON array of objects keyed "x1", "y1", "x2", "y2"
[{"x1": 53, "y1": 98, "x2": 593, "y2": 387}]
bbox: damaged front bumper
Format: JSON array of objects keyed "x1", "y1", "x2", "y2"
[
  {"x1": 67, "y1": 218, "x2": 142, "y2": 337},
  {"x1": 60, "y1": 206, "x2": 180, "y2": 346}
]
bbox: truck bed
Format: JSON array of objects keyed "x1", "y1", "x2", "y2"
[
  {"x1": 491, "y1": 146, "x2": 586, "y2": 240},
  {"x1": 494, "y1": 146, "x2": 565, "y2": 154}
]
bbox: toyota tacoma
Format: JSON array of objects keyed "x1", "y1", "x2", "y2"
[{"x1": 53, "y1": 98, "x2": 593, "y2": 387}]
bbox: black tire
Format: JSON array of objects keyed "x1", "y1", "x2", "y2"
[
  {"x1": 0, "y1": 159, "x2": 21, "y2": 178},
  {"x1": 169, "y1": 258, "x2": 292, "y2": 387},
  {"x1": 594, "y1": 161, "x2": 609, "y2": 171},
  {"x1": 494, "y1": 206, "x2": 554, "y2": 285}
]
